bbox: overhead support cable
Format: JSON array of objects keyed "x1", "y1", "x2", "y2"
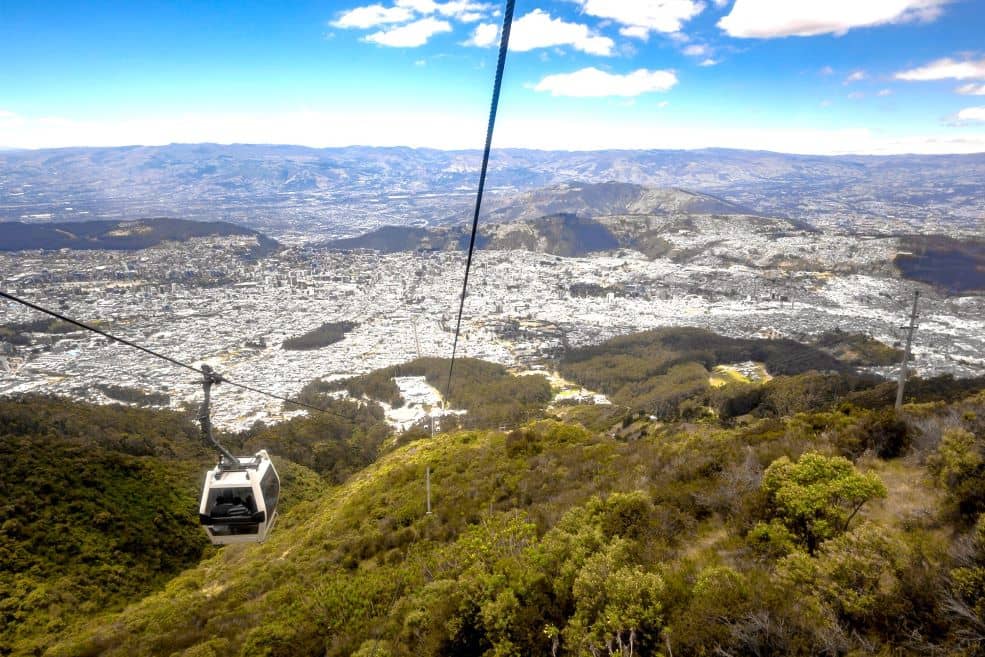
[
  {"x1": 0, "y1": 289, "x2": 354, "y2": 421},
  {"x1": 445, "y1": 0, "x2": 516, "y2": 398}
]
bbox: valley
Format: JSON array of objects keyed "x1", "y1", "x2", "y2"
[{"x1": 2, "y1": 177, "x2": 984, "y2": 430}]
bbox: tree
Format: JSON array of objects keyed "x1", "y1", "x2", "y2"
[
  {"x1": 761, "y1": 452, "x2": 886, "y2": 554},
  {"x1": 566, "y1": 540, "x2": 664, "y2": 657}
]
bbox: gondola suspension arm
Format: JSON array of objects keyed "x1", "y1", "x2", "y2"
[{"x1": 198, "y1": 364, "x2": 240, "y2": 470}]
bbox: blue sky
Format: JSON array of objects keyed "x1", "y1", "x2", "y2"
[{"x1": 1, "y1": 0, "x2": 984, "y2": 153}]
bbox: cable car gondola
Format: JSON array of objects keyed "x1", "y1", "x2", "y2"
[
  {"x1": 195, "y1": 364, "x2": 281, "y2": 545},
  {"x1": 198, "y1": 449, "x2": 279, "y2": 545}
]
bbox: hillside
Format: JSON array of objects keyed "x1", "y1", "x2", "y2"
[
  {"x1": 0, "y1": 218, "x2": 279, "y2": 255},
  {"x1": 40, "y1": 387, "x2": 985, "y2": 657},
  {"x1": 0, "y1": 396, "x2": 335, "y2": 655},
  {"x1": 325, "y1": 182, "x2": 811, "y2": 259},
  {"x1": 5, "y1": 333, "x2": 985, "y2": 657},
  {"x1": 483, "y1": 181, "x2": 755, "y2": 224},
  {"x1": 0, "y1": 398, "x2": 213, "y2": 654},
  {"x1": 324, "y1": 225, "x2": 449, "y2": 254},
  {"x1": 304, "y1": 357, "x2": 552, "y2": 430},
  {"x1": 325, "y1": 214, "x2": 621, "y2": 258},
  {"x1": 560, "y1": 327, "x2": 849, "y2": 415}
]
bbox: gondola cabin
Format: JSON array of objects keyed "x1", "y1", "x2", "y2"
[{"x1": 198, "y1": 449, "x2": 279, "y2": 545}]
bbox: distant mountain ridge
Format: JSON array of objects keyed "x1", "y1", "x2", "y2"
[
  {"x1": 326, "y1": 182, "x2": 808, "y2": 258},
  {"x1": 1, "y1": 144, "x2": 981, "y2": 235},
  {"x1": 0, "y1": 217, "x2": 279, "y2": 254}
]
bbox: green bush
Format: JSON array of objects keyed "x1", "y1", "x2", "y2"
[
  {"x1": 929, "y1": 428, "x2": 985, "y2": 521},
  {"x1": 760, "y1": 452, "x2": 887, "y2": 554},
  {"x1": 828, "y1": 407, "x2": 911, "y2": 459}
]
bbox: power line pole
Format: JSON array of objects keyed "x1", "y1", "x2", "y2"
[
  {"x1": 425, "y1": 466, "x2": 432, "y2": 516},
  {"x1": 896, "y1": 290, "x2": 919, "y2": 410}
]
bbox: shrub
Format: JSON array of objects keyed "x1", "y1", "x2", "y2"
[
  {"x1": 928, "y1": 428, "x2": 985, "y2": 521},
  {"x1": 831, "y1": 408, "x2": 911, "y2": 459},
  {"x1": 761, "y1": 452, "x2": 887, "y2": 554}
]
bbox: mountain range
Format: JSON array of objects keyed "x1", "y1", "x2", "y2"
[
  {"x1": 1, "y1": 144, "x2": 981, "y2": 235},
  {"x1": 326, "y1": 183, "x2": 808, "y2": 258}
]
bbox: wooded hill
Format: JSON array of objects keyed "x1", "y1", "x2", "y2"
[
  {"x1": 0, "y1": 218, "x2": 278, "y2": 255},
  {"x1": 36, "y1": 387, "x2": 985, "y2": 657},
  {"x1": 301, "y1": 357, "x2": 552, "y2": 430},
  {"x1": 4, "y1": 327, "x2": 985, "y2": 657}
]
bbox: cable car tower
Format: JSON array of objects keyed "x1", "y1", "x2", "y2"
[{"x1": 196, "y1": 365, "x2": 280, "y2": 545}]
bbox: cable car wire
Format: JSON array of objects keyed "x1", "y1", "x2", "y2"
[
  {"x1": 0, "y1": 289, "x2": 355, "y2": 420},
  {"x1": 445, "y1": 0, "x2": 515, "y2": 398},
  {"x1": 1, "y1": 289, "x2": 201, "y2": 375},
  {"x1": 368, "y1": 5, "x2": 516, "y2": 657}
]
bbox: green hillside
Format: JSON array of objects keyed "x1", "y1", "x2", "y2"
[
  {"x1": 0, "y1": 397, "x2": 327, "y2": 656},
  {"x1": 4, "y1": 333, "x2": 985, "y2": 657},
  {"x1": 304, "y1": 357, "x2": 552, "y2": 430},
  {"x1": 38, "y1": 387, "x2": 985, "y2": 657}
]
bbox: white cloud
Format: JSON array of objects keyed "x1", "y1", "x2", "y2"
[
  {"x1": 576, "y1": 0, "x2": 704, "y2": 38},
  {"x1": 895, "y1": 57, "x2": 985, "y2": 81},
  {"x1": 718, "y1": 0, "x2": 949, "y2": 38},
  {"x1": 699, "y1": 58, "x2": 719, "y2": 66},
  {"x1": 333, "y1": 4, "x2": 413, "y2": 28},
  {"x1": 510, "y1": 9, "x2": 614, "y2": 56},
  {"x1": 957, "y1": 83, "x2": 985, "y2": 95},
  {"x1": 955, "y1": 106, "x2": 985, "y2": 123},
  {"x1": 466, "y1": 22, "x2": 499, "y2": 46},
  {"x1": 394, "y1": 0, "x2": 434, "y2": 12},
  {"x1": 334, "y1": 1, "x2": 490, "y2": 31},
  {"x1": 619, "y1": 25, "x2": 651, "y2": 39},
  {"x1": 877, "y1": 88, "x2": 893, "y2": 96},
  {"x1": 365, "y1": 17, "x2": 452, "y2": 46},
  {"x1": 848, "y1": 91, "x2": 864, "y2": 99},
  {"x1": 532, "y1": 67, "x2": 678, "y2": 97},
  {"x1": 713, "y1": 0, "x2": 730, "y2": 6},
  {"x1": 682, "y1": 44, "x2": 709, "y2": 56},
  {"x1": 844, "y1": 70, "x2": 866, "y2": 83},
  {"x1": 819, "y1": 65, "x2": 834, "y2": 76},
  {"x1": 396, "y1": 0, "x2": 492, "y2": 20}
]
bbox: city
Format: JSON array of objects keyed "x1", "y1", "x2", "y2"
[{"x1": 2, "y1": 207, "x2": 982, "y2": 429}]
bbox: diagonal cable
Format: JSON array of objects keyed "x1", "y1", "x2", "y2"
[
  {"x1": 445, "y1": 0, "x2": 515, "y2": 398},
  {"x1": 0, "y1": 289, "x2": 354, "y2": 420}
]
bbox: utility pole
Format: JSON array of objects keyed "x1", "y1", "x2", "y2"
[
  {"x1": 425, "y1": 466, "x2": 432, "y2": 515},
  {"x1": 896, "y1": 290, "x2": 919, "y2": 410}
]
